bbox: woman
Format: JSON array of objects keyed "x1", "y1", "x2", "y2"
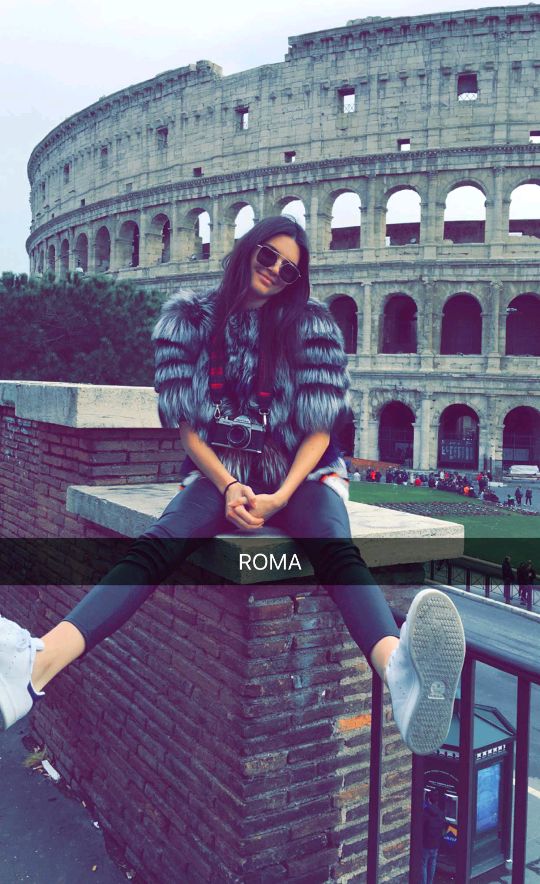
[{"x1": 0, "y1": 216, "x2": 465, "y2": 755}]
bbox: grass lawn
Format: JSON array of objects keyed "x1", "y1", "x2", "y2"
[{"x1": 349, "y1": 481, "x2": 540, "y2": 568}]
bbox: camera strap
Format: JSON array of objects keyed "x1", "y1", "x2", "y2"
[{"x1": 209, "y1": 332, "x2": 273, "y2": 422}]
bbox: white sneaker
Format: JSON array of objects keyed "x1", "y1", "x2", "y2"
[
  {"x1": 385, "y1": 589, "x2": 465, "y2": 755},
  {"x1": 0, "y1": 615, "x2": 45, "y2": 731}
]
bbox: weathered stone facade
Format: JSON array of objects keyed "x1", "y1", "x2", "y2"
[{"x1": 26, "y1": 5, "x2": 540, "y2": 476}]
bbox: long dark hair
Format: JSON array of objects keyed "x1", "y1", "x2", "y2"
[{"x1": 212, "y1": 215, "x2": 311, "y2": 372}]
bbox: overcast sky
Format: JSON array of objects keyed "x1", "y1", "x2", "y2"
[{"x1": 1, "y1": 0, "x2": 534, "y2": 272}]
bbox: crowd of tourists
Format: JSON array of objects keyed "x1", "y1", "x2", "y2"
[{"x1": 346, "y1": 464, "x2": 536, "y2": 510}]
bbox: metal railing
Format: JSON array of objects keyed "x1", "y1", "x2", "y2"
[
  {"x1": 431, "y1": 557, "x2": 539, "y2": 613},
  {"x1": 366, "y1": 593, "x2": 540, "y2": 884}
]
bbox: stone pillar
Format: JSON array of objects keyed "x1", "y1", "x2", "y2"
[
  {"x1": 358, "y1": 390, "x2": 369, "y2": 460},
  {"x1": 412, "y1": 420, "x2": 421, "y2": 470},
  {"x1": 487, "y1": 397, "x2": 503, "y2": 478},
  {"x1": 255, "y1": 184, "x2": 267, "y2": 225},
  {"x1": 421, "y1": 172, "x2": 441, "y2": 249},
  {"x1": 478, "y1": 405, "x2": 494, "y2": 474},
  {"x1": 174, "y1": 206, "x2": 198, "y2": 262},
  {"x1": 86, "y1": 226, "x2": 97, "y2": 274},
  {"x1": 486, "y1": 282, "x2": 502, "y2": 371},
  {"x1": 141, "y1": 210, "x2": 161, "y2": 267},
  {"x1": 307, "y1": 189, "x2": 319, "y2": 253},
  {"x1": 419, "y1": 277, "x2": 435, "y2": 371},
  {"x1": 362, "y1": 177, "x2": 384, "y2": 252},
  {"x1": 358, "y1": 282, "x2": 373, "y2": 370},
  {"x1": 107, "y1": 219, "x2": 120, "y2": 271},
  {"x1": 210, "y1": 197, "x2": 232, "y2": 261},
  {"x1": 419, "y1": 397, "x2": 433, "y2": 470},
  {"x1": 486, "y1": 167, "x2": 507, "y2": 246},
  {"x1": 316, "y1": 210, "x2": 332, "y2": 254},
  {"x1": 367, "y1": 411, "x2": 379, "y2": 462}
]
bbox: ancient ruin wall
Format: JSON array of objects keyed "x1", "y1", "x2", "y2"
[
  {"x1": 24, "y1": 6, "x2": 540, "y2": 476},
  {"x1": 27, "y1": 5, "x2": 540, "y2": 268}
]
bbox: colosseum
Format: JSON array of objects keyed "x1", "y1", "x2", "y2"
[{"x1": 26, "y1": 4, "x2": 540, "y2": 478}]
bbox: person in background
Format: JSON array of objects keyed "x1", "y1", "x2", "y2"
[{"x1": 501, "y1": 555, "x2": 514, "y2": 604}]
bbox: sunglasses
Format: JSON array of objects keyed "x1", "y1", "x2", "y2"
[{"x1": 255, "y1": 244, "x2": 301, "y2": 285}]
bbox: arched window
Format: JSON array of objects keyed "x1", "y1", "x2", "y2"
[
  {"x1": 59, "y1": 239, "x2": 69, "y2": 276},
  {"x1": 381, "y1": 295, "x2": 417, "y2": 353},
  {"x1": 148, "y1": 214, "x2": 171, "y2": 264},
  {"x1": 95, "y1": 226, "x2": 111, "y2": 271},
  {"x1": 280, "y1": 199, "x2": 306, "y2": 229},
  {"x1": 509, "y1": 183, "x2": 540, "y2": 237},
  {"x1": 234, "y1": 205, "x2": 255, "y2": 239},
  {"x1": 118, "y1": 221, "x2": 140, "y2": 268},
  {"x1": 440, "y1": 294, "x2": 482, "y2": 355},
  {"x1": 438, "y1": 405, "x2": 479, "y2": 470},
  {"x1": 386, "y1": 189, "x2": 421, "y2": 245},
  {"x1": 74, "y1": 234, "x2": 88, "y2": 272},
  {"x1": 329, "y1": 296, "x2": 357, "y2": 354},
  {"x1": 505, "y1": 294, "x2": 540, "y2": 355},
  {"x1": 502, "y1": 407, "x2": 540, "y2": 468},
  {"x1": 379, "y1": 402, "x2": 415, "y2": 467},
  {"x1": 196, "y1": 210, "x2": 211, "y2": 260},
  {"x1": 444, "y1": 185, "x2": 486, "y2": 243},
  {"x1": 330, "y1": 193, "x2": 361, "y2": 250},
  {"x1": 47, "y1": 245, "x2": 56, "y2": 273}
]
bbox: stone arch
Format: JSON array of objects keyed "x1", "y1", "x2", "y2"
[
  {"x1": 385, "y1": 187, "x2": 421, "y2": 246},
  {"x1": 59, "y1": 239, "x2": 70, "y2": 276},
  {"x1": 74, "y1": 234, "x2": 88, "y2": 272},
  {"x1": 279, "y1": 197, "x2": 306, "y2": 230},
  {"x1": 234, "y1": 204, "x2": 255, "y2": 239},
  {"x1": 95, "y1": 225, "x2": 111, "y2": 271},
  {"x1": 440, "y1": 293, "x2": 483, "y2": 355},
  {"x1": 443, "y1": 184, "x2": 486, "y2": 243},
  {"x1": 508, "y1": 182, "x2": 540, "y2": 237},
  {"x1": 37, "y1": 249, "x2": 44, "y2": 275},
  {"x1": 47, "y1": 244, "x2": 56, "y2": 273},
  {"x1": 437, "y1": 404, "x2": 479, "y2": 470},
  {"x1": 378, "y1": 401, "x2": 416, "y2": 467},
  {"x1": 118, "y1": 220, "x2": 140, "y2": 268},
  {"x1": 147, "y1": 213, "x2": 171, "y2": 264},
  {"x1": 505, "y1": 293, "x2": 540, "y2": 355},
  {"x1": 502, "y1": 406, "x2": 540, "y2": 469},
  {"x1": 328, "y1": 295, "x2": 357, "y2": 354},
  {"x1": 330, "y1": 191, "x2": 361, "y2": 250},
  {"x1": 178, "y1": 207, "x2": 212, "y2": 261},
  {"x1": 380, "y1": 293, "x2": 417, "y2": 353}
]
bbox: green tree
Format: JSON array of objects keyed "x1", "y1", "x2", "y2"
[{"x1": 0, "y1": 273, "x2": 165, "y2": 385}]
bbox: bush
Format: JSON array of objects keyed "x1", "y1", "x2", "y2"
[{"x1": 0, "y1": 273, "x2": 165, "y2": 385}]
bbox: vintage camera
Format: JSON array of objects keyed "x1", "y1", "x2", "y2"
[{"x1": 209, "y1": 414, "x2": 267, "y2": 454}]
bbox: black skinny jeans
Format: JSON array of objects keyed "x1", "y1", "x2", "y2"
[{"x1": 64, "y1": 479, "x2": 399, "y2": 666}]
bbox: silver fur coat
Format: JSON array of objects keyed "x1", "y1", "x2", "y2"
[{"x1": 152, "y1": 290, "x2": 351, "y2": 497}]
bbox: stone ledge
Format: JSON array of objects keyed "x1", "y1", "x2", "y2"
[
  {"x1": 67, "y1": 482, "x2": 464, "y2": 584},
  {"x1": 0, "y1": 380, "x2": 159, "y2": 429}
]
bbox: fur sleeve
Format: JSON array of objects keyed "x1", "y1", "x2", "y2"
[
  {"x1": 152, "y1": 290, "x2": 213, "y2": 428},
  {"x1": 294, "y1": 299, "x2": 351, "y2": 435}
]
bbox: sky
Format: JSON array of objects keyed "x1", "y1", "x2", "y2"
[{"x1": 1, "y1": 0, "x2": 535, "y2": 272}]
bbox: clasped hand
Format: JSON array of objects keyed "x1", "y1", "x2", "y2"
[{"x1": 224, "y1": 483, "x2": 286, "y2": 530}]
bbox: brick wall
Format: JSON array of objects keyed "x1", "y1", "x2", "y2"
[{"x1": 0, "y1": 404, "x2": 412, "y2": 883}]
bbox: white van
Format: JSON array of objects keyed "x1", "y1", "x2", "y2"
[{"x1": 508, "y1": 464, "x2": 540, "y2": 478}]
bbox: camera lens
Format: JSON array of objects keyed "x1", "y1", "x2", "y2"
[{"x1": 227, "y1": 424, "x2": 250, "y2": 448}]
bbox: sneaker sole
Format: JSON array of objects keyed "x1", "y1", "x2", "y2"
[{"x1": 402, "y1": 589, "x2": 465, "y2": 756}]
